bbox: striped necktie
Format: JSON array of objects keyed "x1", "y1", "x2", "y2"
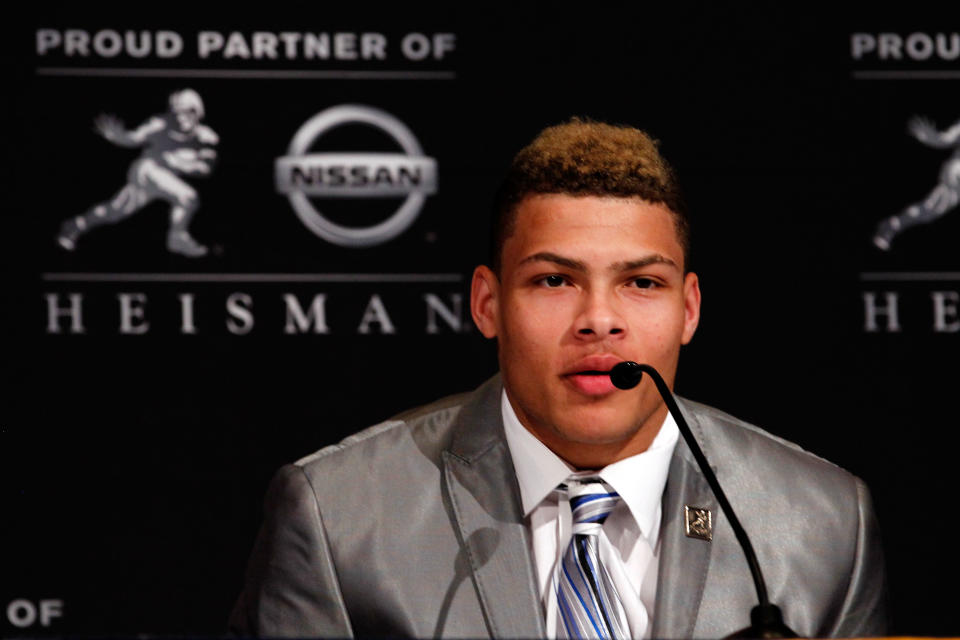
[{"x1": 555, "y1": 480, "x2": 628, "y2": 640}]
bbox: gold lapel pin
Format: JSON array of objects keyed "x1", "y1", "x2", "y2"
[{"x1": 684, "y1": 505, "x2": 713, "y2": 541}]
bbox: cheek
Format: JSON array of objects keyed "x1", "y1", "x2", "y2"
[
  {"x1": 634, "y1": 306, "x2": 686, "y2": 353},
  {"x1": 499, "y1": 316, "x2": 564, "y2": 368},
  {"x1": 502, "y1": 295, "x2": 566, "y2": 337}
]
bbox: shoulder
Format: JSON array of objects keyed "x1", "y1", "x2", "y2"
[
  {"x1": 677, "y1": 399, "x2": 886, "y2": 637},
  {"x1": 194, "y1": 124, "x2": 219, "y2": 144},
  {"x1": 680, "y1": 397, "x2": 848, "y2": 470},
  {"x1": 678, "y1": 398, "x2": 875, "y2": 580},
  {"x1": 275, "y1": 385, "x2": 496, "y2": 524},
  {"x1": 140, "y1": 116, "x2": 168, "y2": 133},
  {"x1": 678, "y1": 397, "x2": 863, "y2": 504},
  {"x1": 293, "y1": 387, "x2": 478, "y2": 480}
]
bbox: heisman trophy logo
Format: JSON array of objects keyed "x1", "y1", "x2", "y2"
[
  {"x1": 275, "y1": 105, "x2": 437, "y2": 248},
  {"x1": 872, "y1": 114, "x2": 960, "y2": 251},
  {"x1": 56, "y1": 88, "x2": 218, "y2": 257}
]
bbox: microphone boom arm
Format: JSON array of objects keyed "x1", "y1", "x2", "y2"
[{"x1": 611, "y1": 361, "x2": 796, "y2": 638}]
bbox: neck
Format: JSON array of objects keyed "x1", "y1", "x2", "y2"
[{"x1": 528, "y1": 403, "x2": 669, "y2": 469}]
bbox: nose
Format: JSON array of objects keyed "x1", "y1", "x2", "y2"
[{"x1": 574, "y1": 289, "x2": 626, "y2": 340}]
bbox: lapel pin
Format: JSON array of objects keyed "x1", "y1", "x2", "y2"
[{"x1": 684, "y1": 505, "x2": 713, "y2": 541}]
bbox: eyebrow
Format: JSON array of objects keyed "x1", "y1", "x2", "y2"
[
  {"x1": 518, "y1": 252, "x2": 587, "y2": 271},
  {"x1": 518, "y1": 252, "x2": 678, "y2": 272},
  {"x1": 611, "y1": 255, "x2": 679, "y2": 272}
]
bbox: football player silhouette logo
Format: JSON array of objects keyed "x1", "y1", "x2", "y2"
[
  {"x1": 873, "y1": 115, "x2": 960, "y2": 251},
  {"x1": 57, "y1": 89, "x2": 218, "y2": 257}
]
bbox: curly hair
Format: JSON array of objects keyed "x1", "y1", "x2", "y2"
[{"x1": 492, "y1": 119, "x2": 690, "y2": 272}]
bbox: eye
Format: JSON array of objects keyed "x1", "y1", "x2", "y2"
[
  {"x1": 630, "y1": 277, "x2": 657, "y2": 289},
  {"x1": 539, "y1": 274, "x2": 567, "y2": 288}
]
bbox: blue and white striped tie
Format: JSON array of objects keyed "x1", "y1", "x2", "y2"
[{"x1": 555, "y1": 481, "x2": 628, "y2": 640}]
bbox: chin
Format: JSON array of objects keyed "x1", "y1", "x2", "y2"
[{"x1": 553, "y1": 418, "x2": 640, "y2": 447}]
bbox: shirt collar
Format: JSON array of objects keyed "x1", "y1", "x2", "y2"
[
  {"x1": 501, "y1": 389, "x2": 679, "y2": 544},
  {"x1": 600, "y1": 412, "x2": 678, "y2": 546},
  {"x1": 501, "y1": 390, "x2": 573, "y2": 514}
]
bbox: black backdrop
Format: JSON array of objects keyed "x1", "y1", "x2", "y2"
[{"x1": 5, "y1": 5, "x2": 960, "y2": 636}]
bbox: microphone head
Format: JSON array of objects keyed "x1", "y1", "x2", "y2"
[{"x1": 610, "y1": 361, "x2": 644, "y2": 390}]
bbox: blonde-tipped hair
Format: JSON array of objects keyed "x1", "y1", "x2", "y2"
[{"x1": 492, "y1": 118, "x2": 689, "y2": 272}]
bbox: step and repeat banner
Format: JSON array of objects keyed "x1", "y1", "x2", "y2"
[{"x1": 5, "y1": 6, "x2": 960, "y2": 636}]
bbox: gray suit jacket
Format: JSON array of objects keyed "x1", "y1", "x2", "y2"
[{"x1": 230, "y1": 375, "x2": 887, "y2": 638}]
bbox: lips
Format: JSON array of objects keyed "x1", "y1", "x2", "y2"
[{"x1": 562, "y1": 355, "x2": 625, "y2": 396}]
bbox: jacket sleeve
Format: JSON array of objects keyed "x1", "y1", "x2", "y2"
[
  {"x1": 229, "y1": 464, "x2": 354, "y2": 637},
  {"x1": 823, "y1": 478, "x2": 889, "y2": 637}
]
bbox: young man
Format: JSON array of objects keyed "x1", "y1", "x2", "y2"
[{"x1": 230, "y1": 121, "x2": 887, "y2": 638}]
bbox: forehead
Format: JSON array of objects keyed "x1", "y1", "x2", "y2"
[{"x1": 505, "y1": 194, "x2": 684, "y2": 267}]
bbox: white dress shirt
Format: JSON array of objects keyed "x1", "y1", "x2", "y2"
[{"x1": 501, "y1": 390, "x2": 679, "y2": 639}]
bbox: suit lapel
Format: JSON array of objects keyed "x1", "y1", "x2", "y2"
[
  {"x1": 442, "y1": 377, "x2": 545, "y2": 639},
  {"x1": 440, "y1": 383, "x2": 721, "y2": 638},
  {"x1": 652, "y1": 398, "x2": 718, "y2": 639}
]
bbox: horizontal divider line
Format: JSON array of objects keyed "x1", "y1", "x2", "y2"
[
  {"x1": 852, "y1": 70, "x2": 960, "y2": 80},
  {"x1": 42, "y1": 272, "x2": 464, "y2": 283},
  {"x1": 860, "y1": 272, "x2": 960, "y2": 281},
  {"x1": 35, "y1": 67, "x2": 456, "y2": 80}
]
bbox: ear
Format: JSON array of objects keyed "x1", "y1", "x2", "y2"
[
  {"x1": 471, "y1": 265, "x2": 500, "y2": 339},
  {"x1": 681, "y1": 272, "x2": 701, "y2": 345}
]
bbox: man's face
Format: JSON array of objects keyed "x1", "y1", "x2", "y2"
[
  {"x1": 471, "y1": 194, "x2": 700, "y2": 468},
  {"x1": 175, "y1": 109, "x2": 200, "y2": 132}
]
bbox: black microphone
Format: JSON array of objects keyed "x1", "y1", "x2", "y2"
[{"x1": 610, "y1": 361, "x2": 797, "y2": 639}]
